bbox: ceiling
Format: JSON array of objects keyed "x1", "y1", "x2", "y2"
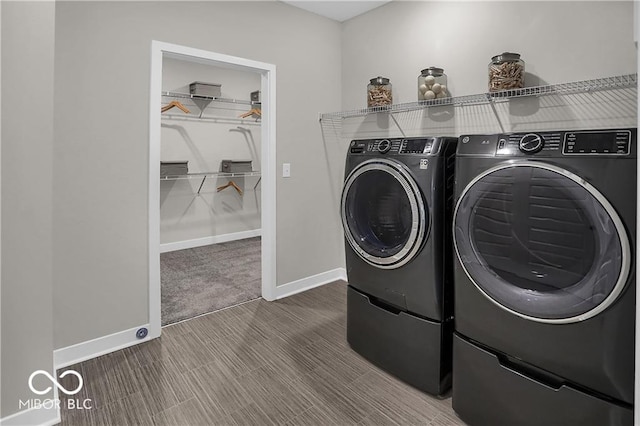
[{"x1": 280, "y1": 1, "x2": 392, "y2": 22}]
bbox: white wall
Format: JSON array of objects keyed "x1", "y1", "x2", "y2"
[
  {"x1": 342, "y1": 2, "x2": 636, "y2": 111},
  {"x1": 334, "y1": 1, "x2": 637, "y2": 143},
  {"x1": 53, "y1": 1, "x2": 343, "y2": 349},
  {"x1": 1, "y1": 1, "x2": 56, "y2": 422},
  {"x1": 161, "y1": 58, "x2": 262, "y2": 244}
]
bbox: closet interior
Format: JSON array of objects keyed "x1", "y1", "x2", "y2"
[{"x1": 159, "y1": 57, "x2": 262, "y2": 326}]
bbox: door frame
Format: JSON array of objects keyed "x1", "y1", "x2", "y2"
[{"x1": 148, "y1": 41, "x2": 277, "y2": 338}]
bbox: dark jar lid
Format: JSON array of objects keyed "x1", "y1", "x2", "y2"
[
  {"x1": 491, "y1": 52, "x2": 521, "y2": 63},
  {"x1": 420, "y1": 67, "x2": 444, "y2": 76},
  {"x1": 369, "y1": 76, "x2": 390, "y2": 85}
]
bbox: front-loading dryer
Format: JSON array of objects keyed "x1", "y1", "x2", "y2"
[
  {"x1": 342, "y1": 136, "x2": 457, "y2": 395},
  {"x1": 451, "y1": 129, "x2": 636, "y2": 425}
]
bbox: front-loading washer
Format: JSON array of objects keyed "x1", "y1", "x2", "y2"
[
  {"x1": 451, "y1": 128, "x2": 636, "y2": 425},
  {"x1": 342, "y1": 136, "x2": 457, "y2": 395}
]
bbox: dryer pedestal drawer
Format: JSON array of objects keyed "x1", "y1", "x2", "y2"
[
  {"x1": 452, "y1": 334, "x2": 633, "y2": 426},
  {"x1": 346, "y1": 286, "x2": 451, "y2": 396}
]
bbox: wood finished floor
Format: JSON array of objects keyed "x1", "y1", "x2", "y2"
[{"x1": 58, "y1": 281, "x2": 466, "y2": 425}]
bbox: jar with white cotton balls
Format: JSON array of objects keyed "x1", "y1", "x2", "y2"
[{"x1": 418, "y1": 67, "x2": 448, "y2": 101}]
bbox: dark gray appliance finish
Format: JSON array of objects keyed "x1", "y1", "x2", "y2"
[
  {"x1": 452, "y1": 128, "x2": 636, "y2": 425},
  {"x1": 452, "y1": 335, "x2": 633, "y2": 426},
  {"x1": 343, "y1": 137, "x2": 457, "y2": 319},
  {"x1": 342, "y1": 136, "x2": 457, "y2": 395},
  {"x1": 347, "y1": 286, "x2": 453, "y2": 396}
]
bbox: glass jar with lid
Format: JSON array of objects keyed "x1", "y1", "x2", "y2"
[
  {"x1": 418, "y1": 67, "x2": 448, "y2": 101},
  {"x1": 367, "y1": 76, "x2": 393, "y2": 107},
  {"x1": 489, "y1": 52, "x2": 525, "y2": 92}
]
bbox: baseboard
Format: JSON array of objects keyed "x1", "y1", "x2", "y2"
[
  {"x1": 0, "y1": 407, "x2": 60, "y2": 426},
  {"x1": 275, "y1": 268, "x2": 347, "y2": 299},
  {"x1": 54, "y1": 324, "x2": 150, "y2": 369},
  {"x1": 52, "y1": 266, "x2": 344, "y2": 369},
  {"x1": 0, "y1": 360, "x2": 60, "y2": 426},
  {"x1": 160, "y1": 229, "x2": 261, "y2": 253}
]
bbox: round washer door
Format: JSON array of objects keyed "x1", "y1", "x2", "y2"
[
  {"x1": 453, "y1": 162, "x2": 631, "y2": 324},
  {"x1": 341, "y1": 158, "x2": 428, "y2": 269}
]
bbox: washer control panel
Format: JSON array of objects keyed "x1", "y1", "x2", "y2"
[
  {"x1": 349, "y1": 138, "x2": 438, "y2": 155},
  {"x1": 399, "y1": 138, "x2": 435, "y2": 154}
]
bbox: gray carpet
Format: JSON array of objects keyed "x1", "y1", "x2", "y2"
[{"x1": 161, "y1": 237, "x2": 261, "y2": 326}]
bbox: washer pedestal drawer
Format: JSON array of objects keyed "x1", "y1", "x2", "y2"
[
  {"x1": 452, "y1": 333, "x2": 633, "y2": 426},
  {"x1": 347, "y1": 285, "x2": 451, "y2": 396}
]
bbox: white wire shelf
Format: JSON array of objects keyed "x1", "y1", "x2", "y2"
[
  {"x1": 161, "y1": 91, "x2": 261, "y2": 120},
  {"x1": 160, "y1": 171, "x2": 261, "y2": 181},
  {"x1": 162, "y1": 91, "x2": 259, "y2": 106},
  {"x1": 161, "y1": 171, "x2": 262, "y2": 194},
  {"x1": 319, "y1": 74, "x2": 638, "y2": 121}
]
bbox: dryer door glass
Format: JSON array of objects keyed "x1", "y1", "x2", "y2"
[
  {"x1": 453, "y1": 163, "x2": 630, "y2": 323},
  {"x1": 342, "y1": 159, "x2": 428, "y2": 269}
]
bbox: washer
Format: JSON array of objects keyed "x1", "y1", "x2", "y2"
[
  {"x1": 452, "y1": 129, "x2": 636, "y2": 425},
  {"x1": 342, "y1": 136, "x2": 457, "y2": 395}
]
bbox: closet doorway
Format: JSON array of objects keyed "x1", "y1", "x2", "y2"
[{"x1": 148, "y1": 42, "x2": 276, "y2": 338}]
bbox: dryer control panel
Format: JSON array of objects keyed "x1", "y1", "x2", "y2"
[
  {"x1": 563, "y1": 130, "x2": 631, "y2": 155},
  {"x1": 457, "y1": 128, "x2": 635, "y2": 157}
]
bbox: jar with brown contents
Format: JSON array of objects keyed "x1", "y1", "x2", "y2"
[
  {"x1": 367, "y1": 76, "x2": 392, "y2": 107},
  {"x1": 489, "y1": 52, "x2": 525, "y2": 92}
]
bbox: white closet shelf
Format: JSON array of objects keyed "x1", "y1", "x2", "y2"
[
  {"x1": 320, "y1": 74, "x2": 638, "y2": 121},
  {"x1": 160, "y1": 171, "x2": 261, "y2": 181},
  {"x1": 161, "y1": 91, "x2": 262, "y2": 121},
  {"x1": 161, "y1": 171, "x2": 261, "y2": 194},
  {"x1": 162, "y1": 91, "x2": 260, "y2": 106}
]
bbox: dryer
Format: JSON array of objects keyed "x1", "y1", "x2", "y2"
[
  {"x1": 451, "y1": 129, "x2": 636, "y2": 425},
  {"x1": 342, "y1": 136, "x2": 457, "y2": 395}
]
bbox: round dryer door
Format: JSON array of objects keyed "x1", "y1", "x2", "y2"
[
  {"x1": 341, "y1": 158, "x2": 428, "y2": 269},
  {"x1": 454, "y1": 162, "x2": 631, "y2": 324}
]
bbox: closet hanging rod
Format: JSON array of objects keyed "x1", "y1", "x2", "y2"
[{"x1": 161, "y1": 113, "x2": 261, "y2": 125}]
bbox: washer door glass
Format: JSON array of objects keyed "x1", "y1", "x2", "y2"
[
  {"x1": 454, "y1": 162, "x2": 630, "y2": 323},
  {"x1": 342, "y1": 159, "x2": 428, "y2": 269}
]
